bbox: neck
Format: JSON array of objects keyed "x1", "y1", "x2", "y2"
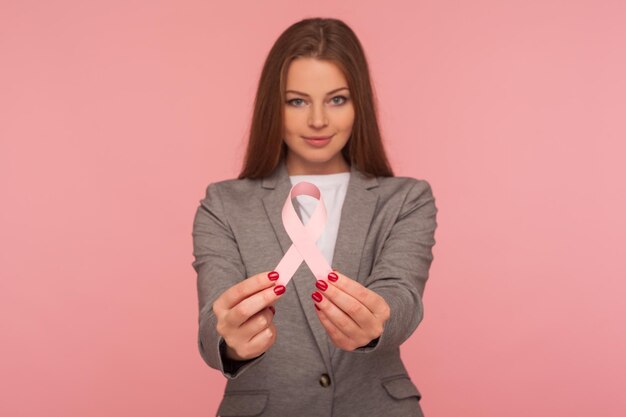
[{"x1": 286, "y1": 155, "x2": 350, "y2": 176}]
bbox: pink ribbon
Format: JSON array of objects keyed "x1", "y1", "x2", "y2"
[{"x1": 274, "y1": 181, "x2": 333, "y2": 287}]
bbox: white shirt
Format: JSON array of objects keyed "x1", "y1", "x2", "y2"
[{"x1": 288, "y1": 172, "x2": 351, "y2": 267}]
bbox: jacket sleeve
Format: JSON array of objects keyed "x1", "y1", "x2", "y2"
[
  {"x1": 353, "y1": 179, "x2": 438, "y2": 353},
  {"x1": 191, "y1": 182, "x2": 266, "y2": 378}
]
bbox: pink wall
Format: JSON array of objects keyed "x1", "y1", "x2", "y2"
[{"x1": 1, "y1": 1, "x2": 624, "y2": 416}]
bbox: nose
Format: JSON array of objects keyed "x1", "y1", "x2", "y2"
[{"x1": 308, "y1": 103, "x2": 328, "y2": 128}]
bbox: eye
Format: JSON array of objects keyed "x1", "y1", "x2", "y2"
[
  {"x1": 287, "y1": 98, "x2": 306, "y2": 107},
  {"x1": 331, "y1": 95, "x2": 349, "y2": 105}
]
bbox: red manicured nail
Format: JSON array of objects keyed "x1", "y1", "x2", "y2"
[
  {"x1": 314, "y1": 305, "x2": 321, "y2": 311},
  {"x1": 316, "y1": 280, "x2": 328, "y2": 291},
  {"x1": 268, "y1": 271, "x2": 279, "y2": 281},
  {"x1": 312, "y1": 292, "x2": 323, "y2": 302},
  {"x1": 274, "y1": 285, "x2": 285, "y2": 295},
  {"x1": 269, "y1": 306, "x2": 275, "y2": 315},
  {"x1": 328, "y1": 272, "x2": 338, "y2": 282}
]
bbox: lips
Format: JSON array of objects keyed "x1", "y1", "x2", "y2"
[
  {"x1": 303, "y1": 134, "x2": 334, "y2": 148},
  {"x1": 303, "y1": 134, "x2": 334, "y2": 140}
]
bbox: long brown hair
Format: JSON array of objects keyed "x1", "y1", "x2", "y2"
[{"x1": 237, "y1": 17, "x2": 394, "y2": 179}]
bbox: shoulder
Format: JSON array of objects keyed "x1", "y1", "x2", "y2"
[
  {"x1": 371, "y1": 175, "x2": 437, "y2": 221},
  {"x1": 377, "y1": 175, "x2": 433, "y2": 195},
  {"x1": 199, "y1": 176, "x2": 264, "y2": 206},
  {"x1": 203, "y1": 176, "x2": 259, "y2": 192}
]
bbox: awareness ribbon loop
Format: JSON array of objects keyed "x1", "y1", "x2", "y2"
[{"x1": 274, "y1": 181, "x2": 333, "y2": 287}]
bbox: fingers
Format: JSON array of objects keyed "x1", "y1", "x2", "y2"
[
  {"x1": 312, "y1": 287, "x2": 375, "y2": 340},
  {"x1": 226, "y1": 320, "x2": 277, "y2": 361},
  {"x1": 223, "y1": 306, "x2": 277, "y2": 361},
  {"x1": 314, "y1": 277, "x2": 378, "y2": 330},
  {"x1": 315, "y1": 308, "x2": 358, "y2": 350},
  {"x1": 225, "y1": 281, "x2": 285, "y2": 328},
  {"x1": 325, "y1": 270, "x2": 390, "y2": 320},
  {"x1": 312, "y1": 270, "x2": 388, "y2": 346},
  {"x1": 314, "y1": 289, "x2": 362, "y2": 332},
  {"x1": 214, "y1": 270, "x2": 279, "y2": 311},
  {"x1": 214, "y1": 270, "x2": 285, "y2": 361},
  {"x1": 238, "y1": 307, "x2": 275, "y2": 342},
  {"x1": 244, "y1": 321, "x2": 277, "y2": 357}
]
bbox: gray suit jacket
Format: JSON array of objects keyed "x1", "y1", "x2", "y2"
[{"x1": 192, "y1": 160, "x2": 438, "y2": 417}]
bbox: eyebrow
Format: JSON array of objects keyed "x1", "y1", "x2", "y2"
[{"x1": 285, "y1": 87, "x2": 349, "y2": 97}]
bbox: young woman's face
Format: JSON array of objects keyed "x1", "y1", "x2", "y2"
[{"x1": 282, "y1": 57, "x2": 354, "y2": 175}]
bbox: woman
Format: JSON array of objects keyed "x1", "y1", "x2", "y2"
[{"x1": 192, "y1": 17, "x2": 438, "y2": 417}]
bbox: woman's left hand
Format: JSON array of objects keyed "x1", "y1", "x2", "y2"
[{"x1": 311, "y1": 270, "x2": 390, "y2": 351}]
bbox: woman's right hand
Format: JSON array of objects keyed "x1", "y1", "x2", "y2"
[{"x1": 212, "y1": 271, "x2": 286, "y2": 361}]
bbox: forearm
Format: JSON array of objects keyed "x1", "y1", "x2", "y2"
[
  {"x1": 193, "y1": 182, "x2": 266, "y2": 379},
  {"x1": 352, "y1": 180, "x2": 437, "y2": 353}
]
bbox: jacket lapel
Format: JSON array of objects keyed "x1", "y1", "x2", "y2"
[
  {"x1": 331, "y1": 164, "x2": 379, "y2": 284},
  {"x1": 261, "y1": 160, "x2": 379, "y2": 368}
]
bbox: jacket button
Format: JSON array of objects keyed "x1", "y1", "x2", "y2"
[{"x1": 319, "y1": 373, "x2": 331, "y2": 387}]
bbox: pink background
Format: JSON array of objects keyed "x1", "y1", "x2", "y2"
[{"x1": 1, "y1": 1, "x2": 624, "y2": 416}]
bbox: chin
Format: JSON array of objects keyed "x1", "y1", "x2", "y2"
[{"x1": 298, "y1": 151, "x2": 337, "y2": 164}]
